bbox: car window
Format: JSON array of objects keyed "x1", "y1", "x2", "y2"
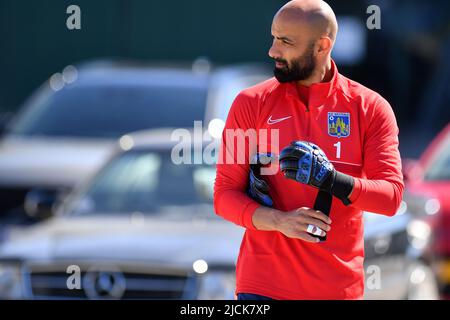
[
  {"x1": 9, "y1": 83, "x2": 208, "y2": 138},
  {"x1": 424, "y1": 133, "x2": 450, "y2": 181},
  {"x1": 63, "y1": 149, "x2": 215, "y2": 216},
  {"x1": 205, "y1": 73, "x2": 269, "y2": 124}
]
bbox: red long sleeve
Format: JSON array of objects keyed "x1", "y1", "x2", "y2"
[
  {"x1": 348, "y1": 98, "x2": 405, "y2": 216},
  {"x1": 213, "y1": 92, "x2": 261, "y2": 230}
]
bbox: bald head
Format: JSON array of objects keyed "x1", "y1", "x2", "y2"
[
  {"x1": 276, "y1": 0, "x2": 338, "y2": 42},
  {"x1": 268, "y1": 0, "x2": 338, "y2": 84}
]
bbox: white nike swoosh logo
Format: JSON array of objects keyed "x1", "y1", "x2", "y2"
[{"x1": 267, "y1": 115, "x2": 292, "y2": 125}]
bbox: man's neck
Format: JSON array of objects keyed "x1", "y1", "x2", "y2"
[{"x1": 297, "y1": 58, "x2": 333, "y2": 87}]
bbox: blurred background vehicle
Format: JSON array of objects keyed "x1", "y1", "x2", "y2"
[
  {"x1": 0, "y1": 60, "x2": 269, "y2": 225},
  {"x1": 0, "y1": 0, "x2": 448, "y2": 300},
  {"x1": 363, "y1": 199, "x2": 439, "y2": 300},
  {"x1": 0, "y1": 129, "x2": 242, "y2": 300},
  {"x1": 0, "y1": 129, "x2": 440, "y2": 300},
  {"x1": 403, "y1": 124, "x2": 450, "y2": 299}
]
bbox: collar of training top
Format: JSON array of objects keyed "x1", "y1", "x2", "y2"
[{"x1": 284, "y1": 59, "x2": 340, "y2": 108}]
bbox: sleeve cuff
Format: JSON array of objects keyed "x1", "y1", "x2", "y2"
[
  {"x1": 240, "y1": 201, "x2": 261, "y2": 231},
  {"x1": 349, "y1": 177, "x2": 362, "y2": 204}
]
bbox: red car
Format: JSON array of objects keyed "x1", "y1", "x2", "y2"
[{"x1": 404, "y1": 124, "x2": 450, "y2": 299}]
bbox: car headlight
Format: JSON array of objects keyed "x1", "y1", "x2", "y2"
[
  {"x1": 197, "y1": 270, "x2": 236, "y2": 300},
  {"x1": 407, "y1": 219, "x2": 432, "y2": 251},
  {"x1": 404, "y1": 192, "x2": 441, "y2": 217},
  {"x1": 0, "y1": 263, "x2": 23, "y2": 299}
]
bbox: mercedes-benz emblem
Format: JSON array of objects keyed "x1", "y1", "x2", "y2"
[{"x1": 83, "y1": 266, "x2": 126, "y2": 299}]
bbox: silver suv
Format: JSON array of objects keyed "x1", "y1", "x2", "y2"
[
  {"x1": 0, "y1": 129, "x2": 244, "y2": 299},
  {"x1": 0, "y1": 60, "x2": 270, "y2": 222}
]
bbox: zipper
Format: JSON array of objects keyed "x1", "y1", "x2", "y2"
[
  {"x1": 304, "y1": 98, "x2": 311, "y2": 139},
  {"x1": 305, "y1": 106, "x2": 311, "y2": 140}
]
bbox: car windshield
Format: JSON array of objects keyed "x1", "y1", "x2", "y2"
[
  {"x1": 424, "y1": 133, "x2": 450, "y2": 181},
  {"x1": 9, "y1": 83, "x2": 208, "y2": 138},
  {"x1": 62, "y1": 149, "x2": 216, "y2": 217}
]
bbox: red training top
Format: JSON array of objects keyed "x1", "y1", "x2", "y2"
[{"x1": 214, "y1": 60, "x2": 404, "y2": 300}]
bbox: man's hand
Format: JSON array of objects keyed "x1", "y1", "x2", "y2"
[
  {"x1": 279, "y1": 141, "x2": 354, "y2": 205},
  {"x1": 279, "y1": 141, "x2": 334, "y2": 189},
  {"x1": 247, "y1": 153, "x2": 276, "y2": 207},
  {"x1": 276, "y1": 207, "x2": 332, "y2": 242},
  {"x1": 252, "y1": 206, "x2": 332, "y2": 243}
]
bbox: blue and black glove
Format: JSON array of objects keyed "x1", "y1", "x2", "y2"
[
  {"x1": 247, "y1": 153, "x2": 276, "y2": 207},
  {"x1": 279, "y1": 141, "x2": 354, "y2": 205}
]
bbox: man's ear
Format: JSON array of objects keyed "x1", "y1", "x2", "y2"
[{"x1": 317, "y1": 37, "x2": 333, "y2": 56}]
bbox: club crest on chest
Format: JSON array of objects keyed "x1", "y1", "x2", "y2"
[{"x1": 328, "y1": 112, "x2": 350, "y2": 138}]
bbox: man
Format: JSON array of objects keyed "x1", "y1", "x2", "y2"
[{"x1": 213, "y1": 0, "x2": 404, "y2": 300}]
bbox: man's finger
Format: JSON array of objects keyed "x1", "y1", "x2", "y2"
[
  {"x1": 302, "y1": 217, "x2": 331, "y2": 232},
  {"x1": 302, "y1": 208, "x2": 332, "y2": 224},
  {"x1": 296, "y1": 231, "x2": 320, "y2": 243},
  {"x1": 283, "y1": 169, "x2": 298, "y2": 181},
  {"x1": 279, "y1": 160, "x2": 299, "y2": 171},
  {"x1": 306, "y1": 224, "x2": 326, "y2": 237}
]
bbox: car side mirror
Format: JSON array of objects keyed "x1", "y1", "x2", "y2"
[
  {"x1": 24, "y1": 189, "x2": 58, "y2": 220},
  {"x1": 402, "y1": 158, "x2": 424, "y2": 183}
]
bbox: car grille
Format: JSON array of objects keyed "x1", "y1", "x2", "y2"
[
  {"x1": 0, "y1": 186, "x2": 61, "y2": 220},
  {"x1": 24, "y1": 264, "x2": 198, "y2": 300},
  {"x1": 0, "y1": 187, "x2": 30, "y2": 216}
]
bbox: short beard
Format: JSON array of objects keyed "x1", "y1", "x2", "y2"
[{"x1": 273, "y1": 45, "x2": 316, "y2": 83}]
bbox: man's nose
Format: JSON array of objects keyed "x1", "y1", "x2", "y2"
[{"x1": 268, "y1": 42, "x2": 281, "y2": 60}]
